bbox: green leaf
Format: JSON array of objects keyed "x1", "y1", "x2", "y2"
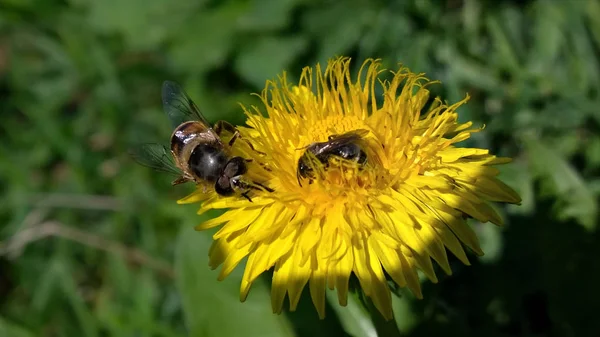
[
  {"x1": 31, "y1": 259, "x2": 64, "y2": 312},
  {"x1": 498, "y1": 161, "x2": 535, "y2": 215},
  {"x1": 486, "y1": 10, "x2": 521, "y2": 72},
  {"x1": 441, "y1": 43, "x2": 501, "y2": 92},
  {"x1": 565, "y1": 18, "x2": 600, "y2": 93},
  {"x1": 476, "y1": 223, "x2": 503, "y2": 264},
  {"x1": 589, "y1": 179, "x2": 600, "y2": 195},
  {"x1": 461, "y1": 0, "x2": 483, "y2": 44},
  {"x1": 529, "y1": 2, "x2": 564, "y2": 71},
  {"x1": 86, "y1": 0, "x2": 197, "y2": 50},
  {"x1": 59, "y1": 266, "x2": 100, "y2": 337},
  {"x1": 326, "y1": 290, "x2": 375, "y2": 337},
  {"x1": 0, "y1": 0, "x2": 34, "y2": 9},
  {"x1": 392, "y1": 293, "x2": 418, "y2": 333},
  {"x1": 234, "y1": 36, "x2": 308, "y2": 88},
  {"x1": 0, "y1": 317, "x2": 35, "y2": 337},
  {"x1": 238, "y1": 0, "x2": 298, "y2": 31},
  {"x1": 524, "y1": 137, "x2": 597, "y2": 230},
  {"x1": 302, "y1": 4, "x2": 373, "y2": 63},
  {"x1": 175, "y1": 225, "x2": 295, "y2": 337},
  {"x1": 585, "y1": 136, "x2": 600, "y2": 168},
  {"x1": 169, "y1": 3, "x2": 246, "y2": 74},
  {"x1": 586, "y1": 0, "x2": 600, "y2": 48}
]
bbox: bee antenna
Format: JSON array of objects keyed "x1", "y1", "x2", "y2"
[
  {"x1": 252, "y1": 181, "x2": 274, "y2": 193},
  {"x1": 241, "y1": 192, "x2": 253, "y2": 202}
]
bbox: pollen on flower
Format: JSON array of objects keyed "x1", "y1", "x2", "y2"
[
  {"x1": 308, "y1": 115, "x2": 367, "y2": 141},
  {"x1": 179, "y1": 57, "x2": 522, "y2": 320}
]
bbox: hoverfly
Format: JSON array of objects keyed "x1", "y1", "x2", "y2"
[{"x1": 131, "y1": 81, "x2": 273, "y2": 201}]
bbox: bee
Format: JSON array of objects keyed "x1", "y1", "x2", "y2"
[
  {"x1": 131, "y1": 81, "x2": 273, "y2": 201},
  {"x1": 296, "y1": 129, "x2": 370, "y2": 186}
]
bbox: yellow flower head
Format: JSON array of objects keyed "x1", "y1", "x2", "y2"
[{"x1": 179, "y1": 57, "x2": 521, "y2": 320}]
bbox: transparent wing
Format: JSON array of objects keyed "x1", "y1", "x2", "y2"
[
  {"x1": 352, "y1": 130, "x2": 384, "y2": 167},
  {"x1": 314, "y1": 129, "x2": 370, "y2": 155},
  {"x1": 334, "y1": 129, "x2": 369, "y2": 140},
  {"x1": 162, "y1": 80, "x2": 212, "y2": 128},
  {"x1": 129, "y1": 143, "x2": 181, "y2": 176}
]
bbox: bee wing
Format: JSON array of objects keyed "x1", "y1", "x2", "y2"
[
  {"x1": 357, "y1": 137, "x2": 383, "y2": 167},
  {"x1": 345, "y1": 129, "x2": 370, "y2": 138},
  {"x1": 129, "y1": 143, "x2": 181, "y2": 176},
  {"x1": 312, "y1": 130, "x2": 369, "y2": 155},
  {"x1": 162, "y1": 80, "x2": 213, "y2": 129}
]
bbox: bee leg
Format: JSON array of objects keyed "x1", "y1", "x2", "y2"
[
  {"x1": 226, "y1": 128, "x2": 241, "y2": 148},
  {"x1": 248, "y1": 159, "x2": 272, "y2": 172},
  {"x1": 214, "y1": 120, "x2": 240, "y2": 145},
  {"x1": 247, "y1": 180, "x2": 274, "y2": 193},
  {"x1": 357, "y1": 150, "x2": 368, "y2": 166},
  {"x1": 256, "y1": 182, "x2": 274, "y2": 193},
  {"x1": 214, "y1": 120, "x2": 235, "y2": 136},
  {"x1": 171, "y1": 176, "x2": 189, "y2": 185},
  {"x1": 242, "y1": 138, "x2": 266, "y2": 156},
  {"x1": 215, "y1": 120, "x2": 267, "y2": 155},
  {"x1": 241, "y1": 191, "x2": 253, "y2": 202},
  {"x1": 260, "y1": 163, "x2": 272, "y2": 171}
]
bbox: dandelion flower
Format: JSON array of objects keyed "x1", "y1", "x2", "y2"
[{"x1": 179, "y1": 57, "x2": 521, "y2": 320}]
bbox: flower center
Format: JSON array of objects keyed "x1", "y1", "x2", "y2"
[{"x1": 306, "y1": 115, "x2": 366, "y2": 143}]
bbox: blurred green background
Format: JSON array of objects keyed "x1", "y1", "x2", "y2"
[{"x1": 1, "y1": 0, "x2": 599, "y2": 336}]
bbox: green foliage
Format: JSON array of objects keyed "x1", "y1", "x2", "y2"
[
  {"x1": 0, "y1": 0, "x2": 598, "y2": 336},
  {"x1": 175, "y1": 223, "x2": 294, "y2": 337},
  {"x1": 0, "y1": 316, "x2": 35, "y2": 337},
  {"x1": 525, "y1": 137, "x2": 597, "y2": 231}
]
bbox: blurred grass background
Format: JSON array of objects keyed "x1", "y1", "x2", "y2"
[{"x1": 1, "y1": 0, "x2": 599, "y2": 336}]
